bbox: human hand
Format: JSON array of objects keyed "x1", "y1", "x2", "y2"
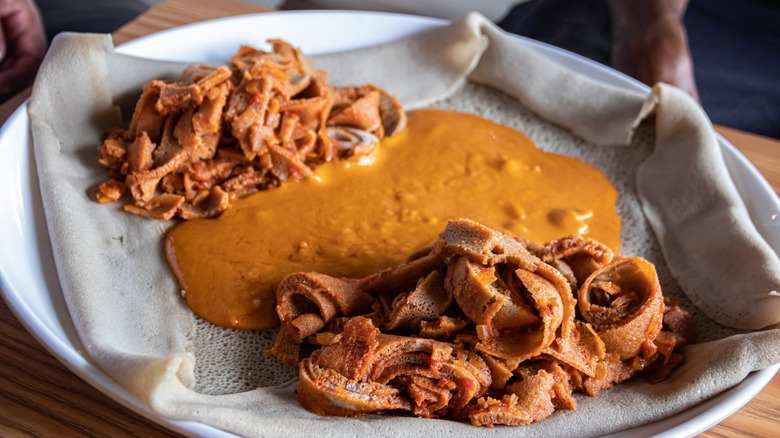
[
  {"x1": 607, "y1": 0, "x2": 699, "y2": 100},
  {"x1": 0, "y1": 0, "x2": 46, "y2": 99}
]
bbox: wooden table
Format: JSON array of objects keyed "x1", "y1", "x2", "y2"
[{"x1": 1, "y1": 0, "x2": 778, "y2": 436}]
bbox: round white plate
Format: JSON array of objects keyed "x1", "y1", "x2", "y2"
[{"x1": 1, "y1": 11, "x2": 778, "y2": 438}]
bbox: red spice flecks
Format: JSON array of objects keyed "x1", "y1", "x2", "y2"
[
  {"x1": 249, "y1": 92, "x2": 263, "y2": 106},
  {"x1": 421, "y1": 353, "x2": 443, "y2": 372},
  {"x1": 454, "y1": 376, "x2": 476, "y2": 392},
  {"x1": 437, "y1": 378, "x2": 451, "y2": 388}
]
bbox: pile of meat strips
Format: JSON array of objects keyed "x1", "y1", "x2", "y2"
[
  {"x1": 270, "y1": 219, "x2": 695, "y2": 427},
  {"x1": 96, "y1": 40, "x2": 405, "y2": 219}
]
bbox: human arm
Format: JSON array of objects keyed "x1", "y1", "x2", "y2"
[
  {"x1": 0, "y1": 0, "x2": 46, "y2": 99},
  {"x1": 606, "y1": 0, "x2": 698, "y2": 99}
]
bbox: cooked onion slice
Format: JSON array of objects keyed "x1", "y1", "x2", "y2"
[{"x1": 325, "y1": 126, "x2": 379, "y2": 161}]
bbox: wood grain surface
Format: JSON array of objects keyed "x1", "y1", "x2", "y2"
[{"x1": 1, "y1": 0, "x2": 778, "y2": 436}]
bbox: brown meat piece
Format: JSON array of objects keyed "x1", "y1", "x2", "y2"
[
  {"x1": 96, "y1": 179, "x2": 126, "y2": 204},
  {"x1": 418, "y1": 316, "x2": 468, "y2": 339},
  {"x1": 544, "y1": 321, "x2": 605, "y2": 377},
  {"x1": 178, "y1": 186, "x2": 229, "y2": 219},
  {"x1": 275, "y1": 273, "x2": 374, "y2": 344},
  {"x1": 126, "y1": 132, "x2": 155, "y2": 173},
  {"x1": 578, "y1": 257, "x2": 664, "y2": 361},
  {"x1": 385, "y1": 271, "x2": 452, "y2": 331},
  {"x1": 96, "y1": 133, "x2": 127, "y2": 172},
  {"x1": 128, "y1": 83, "x2": 166, "y2": 142},
  {"x1": 270, "y1": 219, "x2": 685, "y2": 427},
  {"x1": 359, "y1": 248, "x2": 442, "y2": 294},
  {"x1": 543, "y1": 235, "x2": 614, "y2": 281},
  {"x1": 123, "y1": 194, "x2": 184, "y2": 220},
  {"x1": 298, "y1": 317, "x2": 491, "y2": 418},
  {"x1": 96, "y1": 39, "x2": 405, "y2": 220},
  {"x1": 465, "y1": 363, "x2": 574, "y2": 426},
  {"x1": 298, "y1": 351, "x2": 412, "y2": 417}
]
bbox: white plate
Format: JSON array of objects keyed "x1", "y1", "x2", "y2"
[{"x1": 1, "y1": 11, "x2": 778, "y2": 438}]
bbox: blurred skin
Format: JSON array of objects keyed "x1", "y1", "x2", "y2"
[
  {"x1": 607, "y1": 0, "x2": 699, "y2": 99},
  {"x1": 0, "y1": 0, "x2": 46, "y2": 100}
]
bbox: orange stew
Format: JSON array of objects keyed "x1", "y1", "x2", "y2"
[{"x1": 165, "y1": 109, "x2": 620, "y2": 329}]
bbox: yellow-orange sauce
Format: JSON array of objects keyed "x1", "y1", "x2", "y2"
[{"x1": 166, "y1": 109, "x2": 620, "y2": 330}]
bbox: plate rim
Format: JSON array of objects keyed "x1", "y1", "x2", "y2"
[{"x1": 1, "y1": 9, "x2": 778, "y2": 438}]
